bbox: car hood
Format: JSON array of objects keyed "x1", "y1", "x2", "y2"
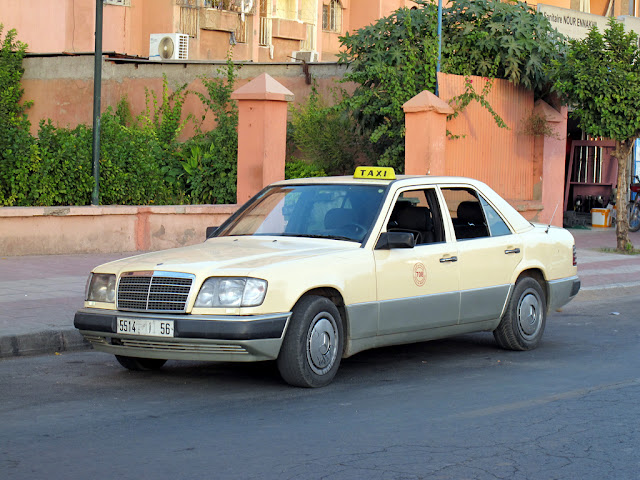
[{"x1": 92, "y1": 236, "x2": 361, "y2": 277}]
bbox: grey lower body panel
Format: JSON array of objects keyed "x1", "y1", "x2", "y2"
[
  {"x1": 345, "y1": 319, "x2": 499, "y2": 357},
  {"x1": 547, "y1": 275, "x2": 581, "y2": 311},
  {"x1": 376, "y1": 291, "x2": 461, "y2": 335},
  {"x1": 344, "y1": 289, "x2": 502, "y2": 357},
  {"x1": 459, "y1": 284, "x2": 511, "y2": 324},
  {"x1": 74, "y1": 308, "x2": 290, "y2": 362}
]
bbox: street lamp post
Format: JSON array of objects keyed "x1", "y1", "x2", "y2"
[
  {"x1": 436, "y1": 0, "x2": 442, "y2": 97},
  {"x1": 91, "y1": 0, "x2": 103, "y2": 205}
]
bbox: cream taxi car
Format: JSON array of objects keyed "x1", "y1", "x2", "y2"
[{"x1": 74, "y1": 168, "x2": 580, "y2": 387}]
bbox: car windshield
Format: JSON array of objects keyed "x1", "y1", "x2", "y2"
[{"x1": 217, "y1": 184, "x2": 387, "y2": 242}]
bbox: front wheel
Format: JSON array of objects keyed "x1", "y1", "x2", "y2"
[
  {"x1": 115, "y1": 355, "x2": 167, "y2": 371},
  {"x1": 493, "y1": 277, "x2": 546, "y2": 351},
  {"x1": 629, "y1": 200, "x2": 640, "y2": 232},
  {"x1": 277, "y1": 295, "x2": 344, "y2": 388}
]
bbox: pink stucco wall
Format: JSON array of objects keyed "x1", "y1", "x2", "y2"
[
  {"x1": 0, "y1": 0, "x2": 176, "y2": 56},
  {"x1": 20, "y1": 56, "x2": 350, "y2": 137},
  {"x1": 0, "y1": 205, "x2": 238, "y2": 256}
]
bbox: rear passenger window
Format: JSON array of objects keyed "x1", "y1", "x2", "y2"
[{"x1": 441, "y1": 187, "x2": 489, "y2": 240}]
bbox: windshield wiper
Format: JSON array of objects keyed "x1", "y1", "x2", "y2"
[{"x1": 278, "y1": 233, "x2": 360, "y2": 243}]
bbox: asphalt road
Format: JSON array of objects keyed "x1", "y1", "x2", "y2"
[{"x1": 2, "y1": 293, "x2": 639, "y2": 480}]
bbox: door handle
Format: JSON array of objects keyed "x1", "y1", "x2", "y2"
[
  {"x1": 440, "y1": 256, "x2": 458, "y2": 263},
  {"x1": 505, "y1": 248, "x2": 521, "y2": 254}
]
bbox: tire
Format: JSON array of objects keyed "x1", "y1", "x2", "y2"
[
  {"x1": 493, "y1": 277, "x2": 546, "y2": 351},
  {"x1": 115, "y1": 355, "x2": 167, "y2": 371},
  {"x1": 277, "y1": 295, "x2": 344, "y2": 388},
  {"x1": 629, "y1": 201, "x2": 640, "y2": 232}
]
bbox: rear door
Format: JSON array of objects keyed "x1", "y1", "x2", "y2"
[{"x1": 439, "y1": 186, "x2": 522, "y2": 325}]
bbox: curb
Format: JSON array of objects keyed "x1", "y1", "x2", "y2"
[{"x1": 0, "y1": 328, "x2": 89, "y2": 359}]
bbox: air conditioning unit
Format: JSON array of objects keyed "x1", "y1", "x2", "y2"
[
  {"x1": 149, "y1": 34, "x2": 189, "y2": 61},
  {"x1": 291, "y1": 50, "x2": 318, "y2": 63}
]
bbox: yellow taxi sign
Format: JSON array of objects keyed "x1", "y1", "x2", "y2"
[{"x1": 353, "y1": 166, "x2": 396, "y2": 180}]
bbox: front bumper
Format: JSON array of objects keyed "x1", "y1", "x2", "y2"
[{"x1": 74, "y1": 308, "x2": 291, "y2": 362}]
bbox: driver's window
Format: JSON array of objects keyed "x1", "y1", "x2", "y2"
[{"x1": 387, "y1": 188, "x2": 444, "y2": 245}]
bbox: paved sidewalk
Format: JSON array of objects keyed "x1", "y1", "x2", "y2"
[
  {"x1": 0, "y1": 252, "x2": 136, "y2": 358},
  {"x1": 1, "y1": 227, "x2": 639, "y2": 358}
]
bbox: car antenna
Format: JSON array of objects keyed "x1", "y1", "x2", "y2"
[{"x1": 546, "y1": 203, "x2": 560, "y2": 234}]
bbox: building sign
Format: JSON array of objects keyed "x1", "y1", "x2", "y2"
[
  {"x1": 537, "y1": 4, "x2": 609, "y2": 40},
  {"x1": 538, "y1": 4, "x2": 640, "y2": 40}
]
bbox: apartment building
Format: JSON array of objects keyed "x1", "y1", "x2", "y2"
[{"x1": 0, "y1": 0, "x2": 420, "y2": 62}]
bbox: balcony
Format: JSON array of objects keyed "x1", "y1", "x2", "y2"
[{"x1": 200, "y1": 8, "x2": 242, "y2": 32}]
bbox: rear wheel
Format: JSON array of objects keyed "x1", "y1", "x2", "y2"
[
  {"x1": 494, "y1": 277, "x2": 546, "y2": 351},
  {"x1": 277, "y1": 295, "x2": 344, "y2": 388},
  {"x1": 115, "y1": 355, "x2": 167, "y2": 371},
  {"x1": 629, "y1": 200, "x2": 640, "y2": 232}
]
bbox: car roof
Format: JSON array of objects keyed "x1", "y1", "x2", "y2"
[{"x1": 272, "y1": 175, "x2": 482, "y2": 187}]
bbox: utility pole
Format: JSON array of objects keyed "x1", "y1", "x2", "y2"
[{"x1": 91, "y1": 0, "x2": 103, "y2": 205}]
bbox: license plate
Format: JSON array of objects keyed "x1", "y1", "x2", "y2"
[{"x1": 116, "y1": 318, "x2": 174, "y2": 337}]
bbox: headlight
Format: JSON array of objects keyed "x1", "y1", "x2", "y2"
[
  {"x1": 86, "y1": 273, "x2": 116, "y2": 303},
  {"x1": 194, "y1": 277, "x2": 267, "y2": 308}
]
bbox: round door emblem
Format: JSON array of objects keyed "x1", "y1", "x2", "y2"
[{"x1": 413, "y1": 262, "x2": 426, "y2": 287}]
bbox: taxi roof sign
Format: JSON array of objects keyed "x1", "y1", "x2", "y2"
[{"x1": 354, "y1": 166, "x2": 396, "y2": 180}]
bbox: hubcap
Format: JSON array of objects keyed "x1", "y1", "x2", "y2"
[
  {"x1": 306, "y1": 313, "x2": 338, "y2": 375},
  {"x1": 518, "y1": 290, "x2": 542, "y2": 339}
]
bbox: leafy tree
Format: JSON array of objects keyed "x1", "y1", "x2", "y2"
[
  {"x1": 443, "y1": 0, "x2": 565, "y2": 99},
  {"x1": 551, "y1": 19, "x2": 640, "y2": 251},
  {"x1": 338, "y1": 4, "x2": 439, "y2": 171},
  {"x1": 337, "y1": 0, "x2": 564, "y2": 171}
]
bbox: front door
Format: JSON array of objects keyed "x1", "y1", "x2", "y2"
[{"x1": 374, "y1": 188, "x2": 461, "y2": 335}]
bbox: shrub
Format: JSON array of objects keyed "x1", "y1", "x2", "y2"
[
  {"x1": 30, "y1": 120, "x2": 93, "y2": 206},
  {"x1": 179, "y1": 56, "x2": 239, "y2": 204},
  {"x1": 0, "y1": 24, "x2": 34, "y2": 206},
  {"x1": 99, "y1": 109, "x2": 179, "y2": 205},
  {"x1": 289, "y1": 85, "x2": 369, "y2": 176},
  {"x1": 285, "y1": 159, "x2": 327, "y2": 179}
]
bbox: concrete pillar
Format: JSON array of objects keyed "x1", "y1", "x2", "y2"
[
  {"x1": 403, "y1": 90, "x2": 454, "y2": 176},
  {"x1": 231, "y1": 73, "x2": 294, "y2": 204},
  {"x1": 533, "y1": 100, "x2": 567, "y2": 227}
]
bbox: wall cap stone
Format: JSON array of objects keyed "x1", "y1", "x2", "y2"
[
  {"x1": 231, "y1": 73, "x2": 295, "y2": 102},
  {"x1": 403, "y1": 90, "x2": 454, "y2": 114},
  {"x1": 0, "y1": 204, "x2": 239, "y2": 219}
]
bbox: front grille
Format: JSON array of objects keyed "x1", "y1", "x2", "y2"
[
  {"x1": 118, "y1": 339, "x2": 249, "y2": 355},
  {"x1": 117, "y1": 272, "x2": 195, "y2": 313},
  {"x1": 85, "y1": 335, "x2": 249, "y2": 355}
]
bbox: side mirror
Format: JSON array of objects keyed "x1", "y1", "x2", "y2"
[
  {"x1": 375, "y1": 231, "x2": 415, "y2": 250},
  {"x1": 205, "y1": 226, "x2": 219, "y2": 239}
]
